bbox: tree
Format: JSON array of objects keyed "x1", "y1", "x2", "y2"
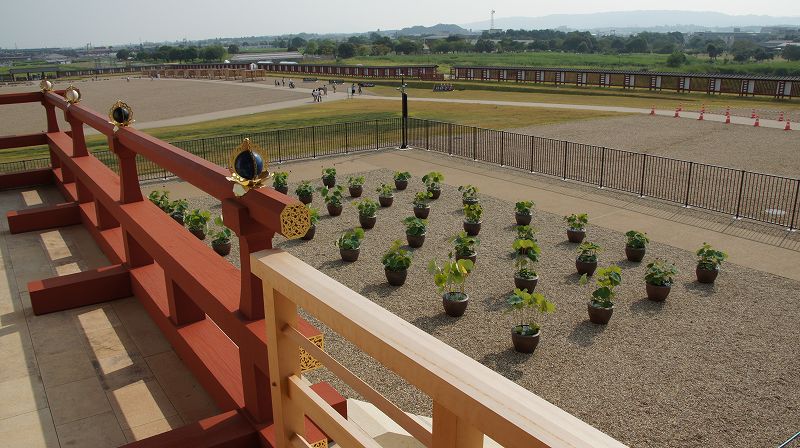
[
  {"x1": 200, "y1": 45, "x2": 227, "y2": 61},
  {"x1": 666, "y1": 51, "x2": 687, "y2": 67},
  {"x1": 303, "y1": 41, "x2": 318, "y2": 55},
  {"x1": 227, "y1": 44, "x2": 240, "y2": 54},
  {"x1": 394, "y1": 40, "x2": 420, "y2": 55},
  {"x1": 289, "y1": 37, "x2": 306, "y2": 49},
  {"x1": 783, "y1": 45, "x2": 800, "y2": 61},
  {"x1": 626, "y1": 37, "x2": 648, "y2": 53},
  {"x1": 474, "y1": 38, "x2": 496, "y2": 53},
  {"x1": 707, "y1": 44, "x2": 720, "y2": 60},
  {"x1": 337, "y1": 42, "x2": 356, "y2": 59},
  {"x1": 753, "y1": 48, "x2": 771, "y2": 62},
  {"x1": 731, "y1": 40, "x2": 757, "y2": 62},
  {"x1": 116, "y1": 49, "x2": 131, "y2": 60}
]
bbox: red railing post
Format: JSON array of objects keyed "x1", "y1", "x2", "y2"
[
  {"x1": 166, "y1": 275, "x2": 205, "y2": 325},
  {"x1": 109, "y1": 136, "x2": 143, "y2": 204},
  {"x1": 64, "y1": 109, "x2": 88, "y2": 157},
  {"x1": 42, "y1": 98, "x2": 59, "y2": 133},
  {"x1": 94, "y1": 200, "x2": 119, "y2": 230}
]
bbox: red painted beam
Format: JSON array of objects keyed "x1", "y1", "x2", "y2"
[
  {"x1": 29, "y1": 264, "x2": 132, "y2": 315},
  {"x1": 121, "y1": 410, "x2": 259, "y2": 448},
  {"x1": 0, "y1": 91, "x2": 42, "y2": 105},
  {"x1": 7, "y1": 201, "x2": 81, "y2": 234},
  {"x1": 0, "y1": 132, "x2": 47, "y2": 150},
  {"x1": 0, "y1": 168, "x2": 53, "y2": 190}
]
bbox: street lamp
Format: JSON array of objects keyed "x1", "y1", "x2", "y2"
[{"x1": 397, "y1": 78, "x2": 408, "y2": 150}]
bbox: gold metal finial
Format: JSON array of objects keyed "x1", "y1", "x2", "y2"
[
  {"x1": 226, "y1": 138, "x2": 272, "y2": 196},
  {"x1": 108, "y1": 100, "x2": 134, "y2": 129},
  {"x1": 64, "y1": 85, "x2": 81, "y2": 104},
  {"x1": 40, "y1": 79, "x2": 53, "y2": 92}
]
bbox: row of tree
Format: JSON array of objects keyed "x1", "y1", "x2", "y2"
[{"x1": 117, "y1": 45, "x2": 228, "y2": 62}]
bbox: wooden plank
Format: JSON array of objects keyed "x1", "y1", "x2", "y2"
[
  {"x1": 0, "y1": 132, "x2": 47, "y2": 149},
  {"x1": 7, "y1": 201, "x2": 81, "y2": 234},
  {"x1": 0, "y1": 91, "x2": 42, "y2": 105},
  {"x1": 432, "y1": 402, "x2": 483, "y2": 448}
]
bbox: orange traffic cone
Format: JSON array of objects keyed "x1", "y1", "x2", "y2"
[
  {"x1": 678, "y1": 103, "x2": 683, "y2": 111},
  {"x1": 698, "y1": 111, "x2": 704, "y2": 121},
  {"x1": 674, "y1": 108, "x2": 680, "y2": 118},
  {"x1": 650, "y1": 105, "x2": 655, "y2": 116},
  {"x1": 725, "y1": 113, "x2": 731, "y2": 124},
  {"x1": 726, "y1": 105, "x2": 730, "y2": 115},
  {"x1": 751, "y1": 109, "x2": 756, "y2": 118},
  {"x1": 786, "y1": 120, "x2": 792, "y2": 131},
  {"x1": 779, "y1": 112, "x2": 784, "y2": 122},
  {"x1": 754, "y1": 116, "x2": 760, "y2": 127}
]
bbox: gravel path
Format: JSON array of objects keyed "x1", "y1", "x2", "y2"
[
  {"x1": 185, "y1": 169, "x2": 799, "y2": 448},
  {"x1": 510, "y1": 114, "x2": 800, "y2": 177}
]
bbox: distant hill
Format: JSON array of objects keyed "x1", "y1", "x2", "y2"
[
  {"x1": 380, "y1": 23, "x2": 472, "y2": 37},
  {"x1": 462, "y1": 10, "x2": 800, "y2": 33}
]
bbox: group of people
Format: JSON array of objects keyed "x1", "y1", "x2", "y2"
[
  {"x1": 274, "y1": 78, "x2": 295, "y2": 88},
  {"x1": 312, "y1": 85, "x2": 328, "y2": 102},
  {"x1": 433, "y1": 83, "x2": 455, "y2": 92}
]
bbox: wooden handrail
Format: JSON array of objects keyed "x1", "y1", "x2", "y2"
[{"x1": 253, "y1": 249, "x2": 628, "y2": 448}]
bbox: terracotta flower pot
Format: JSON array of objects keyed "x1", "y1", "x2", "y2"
[
  {"x1": 327, "y1": 203, "x2": 343, "y2": 216},
  {"x1": 511, "y1": 328, "x2": 540, "y2": 354},
  {"x1": 385, "y1": 269, "x2": 408, "y2": 286},
  {"x1": 587, "y1": 302, "x2": 613, "y2": 325},
  {"x1": 646, "y1": 283, "x2": 671, "y2": 302},
  {"x1": 428, "y1": 188, "x2": 441, "y2": 199},
  {"x1": 462, "y1": 197, "x2": 479, "y2": 206},
  {"x1": 275, "y1": 185, "x2": 289, "y2": 194},
  {"x1": 339, "y1": 248, "x2": 360, "y2": 262},
  {"x1": 394, "y1": 179, "x2": 408, "y2": 190},
  {"x1": 413, "y1": 206, "x2": 430, "y2": 219},
  {"x1": 576, "y1": 259, "x2": 597, "y2": 276},
  {"x1": 359, "y1": 215, "x2": 377, "y2": 229},
  {"x1": 455, "y1": 252, "x2": 477, "y2": 265},
  {"x1": 189, "y1": 228, "x2": 206, "y2": 240},
  {"x1": 349, "y1": 185, "x2": 363, "y2": 197},
  {"x1": 378, "y1": 196, "x2": 394, "y2": 207},
  {"x1": 212, "y1": 240, "x2": 231, "y2": 256},
  {"x1": 463, "y1": 221, "x2": 481, "y2": 236},
  {"x1": 406, "y1": 233, "x2": 425, "y2": 248},
  {"x1": 301, "y1": 225, "x2": 316, "y2": 241},
  {"x1": 298, "y1": 194, "x2": 312, "y2": 205},
  {"x1": 625, "y1": 246, "x2": 646, "y2": 262},
  {"x1": 514, "y1": 275, "x2": 538, "y2": 293},
  {"x1": 515, "y1": 212, "x2": 532, "y2": 226},
  {"x1": 696, "y1": 267, "x2": 719, "y2": 284},
  {"x1": 442, "y1": 292, "x2": 468, "y2": 317},
  {"x1": 322, "y1": 177, "x2": 336, "y2": 187},
  {"x1": 567, "y1": 228, "x2": 586, "y2": 243}
]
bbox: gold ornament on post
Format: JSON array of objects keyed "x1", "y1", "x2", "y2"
[
  {"x1": 108, "y1": 100, "x2": 134, "y2": 131},
  {"x1": 39, "y1": 79, "x2": 53, "y2": 92},
  {"x1": 226, "y1": 138, "x2": 272, "y2": 197},
  {"x1": 64, "y1": 85, "x2": 81, "y2": 104}
]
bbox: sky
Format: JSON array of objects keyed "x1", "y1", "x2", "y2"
[{"x1": 2, "y1": 0, "x2": 800, "y2": 49}]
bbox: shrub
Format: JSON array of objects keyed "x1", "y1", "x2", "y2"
[
  {"x1": 393, "y1": 171, "x2": 412, "y2": 181},
  {"x1": 318, "y1": 185, "x2": 344, "y2": 206},
  {"x1": 514, "y1": 254, "x2": 539, "y2": 279},
  {"x1": 403, "y1": 217, "x2": 427, "y2": 236},
  {"x1": 295, "y1": 181, "x2": 315, "y2": 197},
  {"x1": 452, "y1": 231, "x2": 479, "y2": 257},
  {"x1": 515, "y1": 200, "x2": 535, "y2": 215},
  {"x1": 211, "y1": 215, "x2": 232, "y2": 244},
  {"x1": 458, "y1": 184, "x2": 479, "y2": 200},
  {"x1": 577, "y1": 242, "x2": 602, "y2": 262},
  {"x1": 321, "y1": 167, "x2": 336, "y2": 180},
  {"x1": 376, "y1": 183, "x2": 394, "y2": 198},
  {"x1": 645, "y1": 259, "x2": 679, "y2": 286},
  {"x1": 696, "y1": 243, "x2": 727, "y2": 270},
  {"x1": 354, "y1": 198, "x2": 379, "y2": 217},
  {"x1": 428, "y1": 256, "x2": 474, "y2": 297},
  {"x1": 148, "y1": 190, "x2": 171, "y2": 212},
  {"x1": 515, "y1": 225, "x2": 536, "y2": 241},
  {"x1": 513, "y1": 239, "x2": 540, "y2": 261},
  {"x1": 169, "y1": 199, "x2": 188, "y2": 221},
  {"x1": 507, "y1": 288, "x2": 555, "y2": 336},
  {"x1": 625, "y1": 230, "x2": 650, "y2": 249},
  {"x1": 582, "y1": 265, "x2": 622, "y2": 309},
  {"x1": 347, "y1": 175, "x2": 365, "y2": 187},
  {"x1": 382, "y1": 240, "x2": 412, "y2": 271},
  {"x1": 273, "y1": 172, "x2": 289, "y2": 188},
  {"x1": 335, "y1": 228, "x2": 365, "y2": 250},
  {"x1": 307, "y1": 206, "x2": 320, "y2": 226},
  {"x1": 413, "y1": 191, "x2": 433, "y2": 207},
  {"x1": 422, "y1": 171, "x2": 445, "y2": 190},
  {"x1": 184, "y1": 209, "x2": 211, "y2": 232},
  {"x1": 463, "y1": 204, "x2": 483, "y2": 223},
  {"x1": 564, "y1": 213, "x2": 589, "y2": 230}
]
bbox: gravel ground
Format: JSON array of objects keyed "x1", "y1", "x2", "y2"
[
  {"x1": 0, "y1": 77, "x2": 306, "y2": 135},
  {"x1": 510, "y1": 114, "x2": 800, "y2": 177},
  {"x1": 185, "y1": 169, "x2": 799, "y2": 448}
]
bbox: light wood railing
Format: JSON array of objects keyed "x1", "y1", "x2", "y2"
[{"x1": 252, "y1": 249, "x2": 628, "y2": 448}]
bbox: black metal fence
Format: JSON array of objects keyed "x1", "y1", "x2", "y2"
[{"x1": 2, "y1": 117, "x2": 798, "y2": 230}]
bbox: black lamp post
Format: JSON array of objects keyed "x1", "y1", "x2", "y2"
[{"x1": 399, "y1": 78, "x2": 408, "y2": 150}]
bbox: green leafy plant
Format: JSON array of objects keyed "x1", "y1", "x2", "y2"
[
  {"x1": 335, "y1": 228, "x2": 365, "y2": 250},
  {"x1": 513, "y1": 239, "x2": 541, "y2": 260},
  {"x1": 148, "y1": 190, "x2": 171, "y2": 212},
  {"x1": 458, "y1": 184, "x2": 479, "y2": 200},
  {"x1": 564, "y1": 213, "x2": 589, "y2": 230},
  {"x1": 463, "y1": 203, "x2": 483, "y2": 223},
  {"x1": 321, "y1": 167, "x2": 337, "y2": 180},
  {"x1": 577, "y1": 242, "x2": 602, "y2": 262},
  {"x1": 354, "y1": 198, "x2": 379, "y2": 217},
  {"x1": 515, "y1": 200, "x2": 535, "y2": 215},
  {"x1": 625, "y1": 230, "x2": 650, "y2": 249},
  {"x1": 581, "y1": 265, "x2": 622, "y2": 309},
  {"x1": 376, "y1": 183, "x2": 394, "y2": 198},
  {"x1": 347, "y1": 175, "x2": 365, "y2": 187},
  {"x1": 645, "y1": 259, "x2": 679, "y2": 286},
  {"x1": 696, "y1": 243, "x2": 728, "y2": 270},
  {"x1": 318, "y1": 185, "x2": 344, "y2": 206},
  {"x1": 273, "y1": 172, "x2": 289, "y2": 188},
  {"x1": 413, "y1": 191, "x2": 433, "y2": 208},
  {"x1": 211, "y1": 215, "x2": 232, "y2": 244},
  {"x1": 515, "y1": 225, "x2": 536, "y2": 241},
  {"x1": 306, "y1": 206, "x2": 320, "y2": 226},
  {"x1": 169, "y1": 199, "x2": 188, "y2": 221},
  {"x1": 382, "y1": 240, "x2": 412, "y2": 271},
  {"x1": 184, "y1": 209, "x2": 211, "y2": 232},
  {"x1": 452, "y1": 231, "x2": 479, "y2": 257},
  {"x1": 422, "y1": 171, "x2": 445, "y2": 190},
  {"x1": 403, "y1": 217, "x2": 427, "y2": 236},
  {"x1": 507, "y1": 288, "x2": 555, "y2": 336},
  {"x1": 427, "y1": 256, "x2": 474, "y2": 298},
  {"x1": 393, "y1": 171, "x2": 412, "y2": 181},
  {"x1": 514, "y1": 254, "x2": 539, "y2": 279},
  {"x1": 295, "y1": 181, "x2": 315, "y2": 197}
]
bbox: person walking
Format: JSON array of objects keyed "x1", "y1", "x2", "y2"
[
  {"x1": 332, "y1": 83, "x2": 336, "y2": 94},
  {"x1": 358, "y1": 84, "x2": 362, "y2": 95},
  {"x1": 351, "y1": 83, "x2": 356, "y2": 98},
  {"x1": 322, "y1": 85, "x2": 327, "y2": 96}
]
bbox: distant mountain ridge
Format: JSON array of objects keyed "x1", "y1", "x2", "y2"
[{"x1": 379, "y1": 23, "x2": 472, "y2": 36}]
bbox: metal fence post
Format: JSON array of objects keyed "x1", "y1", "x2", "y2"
[
  {"x1": 375, "y1": 119, "x2": 379, "y2": 150},
  {"x1": 277, "y1": 129, "x2": 283, "y2": 163},
  {"x1": 473, "y1": 127, "x2": 478, "y2": 161},
  {"x1": 734, "y1": 170, "x2": 746, "y2": 219},
  {"x1": 500, "y1": 131, "x2": 505, "y2": 166},
  {"x1": 562, "y1": 141, "x2": 568, "y2": 180},
  {"x1": 344, "y1": 122, "x2": 349, "y2": 154},
  {"x1": 789, "y1": 179, "x2": 800, "y2": 231},
  {"x1": 448, "y1": 123, "x2": 452, "y2": 156},
  {"x1": 312, "y1": 126, "x2": 317, "y2": 158},
  {"x1": 425, "y1": 120, "x2": 430, "y2": 150},
  {"x1": 639, "y1": 153, "x2": 647, "y2": 197},
  {"x1": 598, "y1": 147, "x2": 606, "y2": 188},
  {"x1": 684, "y1": 162, "x2": 693, "y2": 207},
  {"x1": 529, "y1": 136, "x2": 534, "y2": 172},
  {"x1": 201, "y1": 138, "x2": 207, "y2": 161}
]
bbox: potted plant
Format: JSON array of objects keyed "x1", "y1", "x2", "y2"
[
  {"x1": 148, "y1": 190, "x2": 171, "y2": 212},
  {"x1": 184, "y1": 209, "x2": 211, "y2": 240},
  {"x1": 403, "y1": 217, "x2": 427, "y2": 248},
  {"x1": 625, "y1": 230, "x2": 649, "y2": 262},
  {"x1": 422, "y1": 171, "x2": 444, "y2": 199},
  {"x1": 335, "y1": 228, "x2": 364, "y2": 262},
  {"x1": 273, "y1": 171, "x2": 289, "y2": 194},
  {"x1": 452, "y1": 231, "x2": 479, "y2": 264},
  {"x1": 515, "y1": 201, "x2": 535, "y2": 225},
  {"x1": 301, "y1": 206, "x2": 319, "y2": 241},
  {"x1": 644, "y1": 259, "x2": 679, "y2": 301},
  {"x1": 347, "y1": 175, "x2": 365, "y2": 197},
  {"x1": 318, "y1": 185, "x2": 344, "y2": 216},
  {"x1": 564, "y1": 213, "x2": 589, "y2": 243},
  {"x1": 295, "y1": 181, "x2": 314, "y2": 204},
  {"x1": 210, "y1": 216, "x2": 232, "y2": 256},
  {"x1": 462, "y1": 203, "x2": 482, "y2": 236},
  {"x1": 169, "y1": 199, "x2": 188, "y2": 226},
  {"x1": 696, "y1": 243, "x2": 727, "y2": 284},
  {"x1": 382, "y1": 240, "x2": 412, "y2": 286},
  {"x1": 513, "y1": 238, "x2": 538, "y2": 257},
  {"x1": 393, "y1": 171, "x2": 411, "y2": 190},
  {"x1": 513, "y1": 246, "x2": 541, "y2": 292},
  {"x1": 583, "y1": 265, "x2": 622, "y2": 325},
  {"x1": 506, "y1": 288, "x2": 555, "y2": 353},
  {"x1": 576, "y1": 242, "x2": 601, "y2": 276},
  {"x1": 376, "y1": 183, "x2": 394, "y2": 207},
  {"x1": 428, "y1": 256, "x2": 474, "y2": 317},
  {"x1": 354, "y1": 199, "x2": 379, "y2": 229},
  {"x1": 458, "y1": 185, "x2": 479, "y2": 206},
  {"x1": 412, "y1": 191, "x2": 432, "y2": 219},
  {"x1": 515, "y1": 225, "x2": 537, "y2": 243},
  {"x1": 321, "y1": 167, "x2": 337, "y2": 187}
]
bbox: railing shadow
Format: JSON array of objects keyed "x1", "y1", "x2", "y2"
[{"x1": 567, "y1": 319, "x2": 607, "y2": 348}]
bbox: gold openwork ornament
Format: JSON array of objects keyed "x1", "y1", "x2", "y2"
[
  {"x1": 280, "y1": 203, "x2": 311, "y2": 240},
  {"x1": 64, "y1": 85, "x2": 81, "y2": 104},
  {"x1": 108, "y1": 100, "x2": 134, "y2": 130},
  {"x1": 39, "y1": 79, "x2": 53, "y2": 92},
  {"x1": 299, "y1": 334, "x2": 324, "y2": 372},
  {"x1": 226, "y1": 138, "x2": 272, "y2": 197}
]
